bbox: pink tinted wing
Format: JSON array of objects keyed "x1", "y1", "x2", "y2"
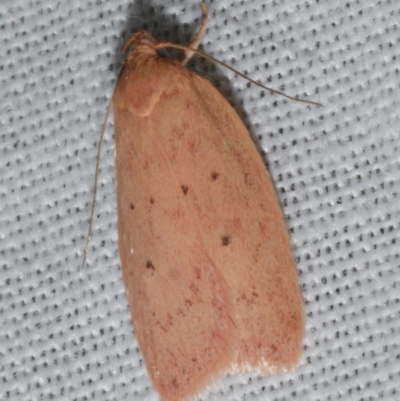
[
  {"x1": 147, "y1": 68, "x2": 304, "y2": 373},
  {"x1": 113, "y1": 56, "x2": 237, "y2": 401}
]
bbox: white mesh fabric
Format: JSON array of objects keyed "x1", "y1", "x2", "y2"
[{"x1": 1, "y1": 0, "x2": 399, "y2": 400}]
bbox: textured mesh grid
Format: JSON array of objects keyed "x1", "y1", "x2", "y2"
[{"x1": 1, "y1": 0, "x2": 400, "y2": 400}]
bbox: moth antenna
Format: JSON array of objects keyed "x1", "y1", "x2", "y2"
[
  {"x1": 180, "y1": 2, "x2": 208, "y2": 65},
  {"x1": 82, "y1": 100, "x2": 113, "y2": 269},
  {"x1": 155, "y1": 42, "x2": 323, "y2": 107}
]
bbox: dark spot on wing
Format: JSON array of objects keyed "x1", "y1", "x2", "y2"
[
  {"x1": 211, "y1": 171, "x2": 219, "y2": 181},
  {"x1": 221, "y1": 235, "x2": 231, "y2": 246}
]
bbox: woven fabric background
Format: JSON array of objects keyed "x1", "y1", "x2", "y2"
[{"x1": 1, "y1": 0, "x2": 399, "y2": 400}]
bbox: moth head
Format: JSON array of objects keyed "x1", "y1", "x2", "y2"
[{"x1": 122, "y1": 31, "x2": 157, "y2": 60}]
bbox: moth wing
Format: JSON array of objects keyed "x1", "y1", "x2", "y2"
[
  {"x1": 151, "y1": 68, "x2": 304, "y2": 373},
  {"x1": 114, "y1": 57, "x2": 237, "y2": 401}
]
